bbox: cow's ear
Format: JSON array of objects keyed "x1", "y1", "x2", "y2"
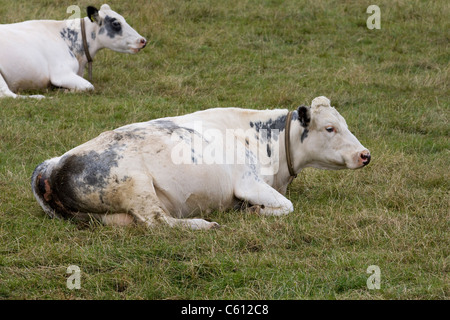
[
  {"x1": 87, "y1": 6, "x2": 100, "y2": 23},
  {"x1": 297, "y1": 105, "x2": 311, "y2": 128}
]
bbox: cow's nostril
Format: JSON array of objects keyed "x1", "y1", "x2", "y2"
[
  {"x1": 140, "y1": 38, "x2": 147, "y2": 47},
  {"x1": 361, "y1": 152, "x2": 371, "y2": 165}
]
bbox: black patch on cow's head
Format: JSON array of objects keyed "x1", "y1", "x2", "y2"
[
  {"x1": 87, "y1": 6, "x2": 100, "y2": 23},
  {"x1": 100, "y1": 16, "x2": 123, "y2": 38},
  {"x1": 297, "y1": 105, "x2": 311, "y2": 128}
]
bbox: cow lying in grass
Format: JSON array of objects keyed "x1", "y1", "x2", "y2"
[
  {"x1": 32, "y1": 96, "x2": 371, "y2": 230},
  {"x1": 0, "y1": 4, "x2": 146, "y2": 99}
]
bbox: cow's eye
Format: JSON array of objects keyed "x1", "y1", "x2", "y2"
[
  {"x1": 111, "y1": 21, "x2": 121, "y2": 31},
  {"x1": 326, "y1": 126, "x2": 335, "y2": 133}
]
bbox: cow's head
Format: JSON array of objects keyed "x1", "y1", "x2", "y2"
[
  {"x1": 87, "y1": 4, "x2": 146, "y2": 54},
  {"x1": 296, "y1": 96, "x2": 371, "y2": 170}
]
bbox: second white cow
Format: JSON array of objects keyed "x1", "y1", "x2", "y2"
[
  {"x1": 32, "y1": 96, "x2": 371, "y2": 230},
  {"x1": 0, "y1": 4, "x2": 146, "y2": 99}
]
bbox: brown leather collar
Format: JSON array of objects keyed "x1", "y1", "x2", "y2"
[
  {"x1": 80, "y1": 18, "x2": 93, "y2": 81},
  {"x1": 284, "y1": 111, "x2": 297, "y2": 183}
]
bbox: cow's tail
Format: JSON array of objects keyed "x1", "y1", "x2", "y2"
[{"x1": 31, "y1": 157, "x2": 73, "y2": 219}]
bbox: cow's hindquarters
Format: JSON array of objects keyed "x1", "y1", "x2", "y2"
[
  {"x1": 31, "y1": 157, "x2": 132, "y2": 225},
  {"x1": 31, "y1": 155, "x2": 220, "y2": 230},
  {"x1": 31, "y1": 158, "x2": 68, "y2": 219}
]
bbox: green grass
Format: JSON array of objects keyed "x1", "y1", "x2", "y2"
[{"x1": 0, "y1": 0, "x2": 448, "y2": 299}]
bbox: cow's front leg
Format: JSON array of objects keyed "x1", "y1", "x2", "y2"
[
  {"x1": 50, "y1": 71, "x2": 94, "y2": 92},
  {"x1": 234, "y1": 178, "x2": 294, "y2": 216}
]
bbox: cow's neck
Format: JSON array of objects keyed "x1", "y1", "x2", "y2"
[
  {"x1": 268, "y1": 110, "x2": 309, "y2": 194},
  {"x1": 61, "y1": 18, "x2": 102, "y2": 75},
  {"x1": 288, "y1": 111, "x2": 312, "y2": 172}
]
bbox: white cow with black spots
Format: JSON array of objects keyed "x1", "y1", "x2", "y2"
[
  {"x1": 0, "y1": 4, "x2": 146, "y2": 99},
  {"x1": 32, "y1": 96, "x2": 371, "y2": 230}
]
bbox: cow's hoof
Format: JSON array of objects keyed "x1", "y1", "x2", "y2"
[
  {"x1": 209, "y1": 222, "x2": 221, "y2": 229},
  {"x1": 187, "y1": 218, "x2": 220, "y2": 230},
  {"x1": 247, "y1": 205, "x2": 263, "y2": 215},
  {"x1": 30, "y1": 95, "x2": 46, "y2": 99}
]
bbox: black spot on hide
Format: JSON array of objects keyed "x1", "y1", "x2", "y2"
[
  {"x1": 249, "y1": 115, "x2": 287, "y2": 141},
  {"x1": 51, "y1": 143, "x2": 124, "y2": 212},
  {"x1": 60, "y1": 28, "x2": 82, "y2": 55}
]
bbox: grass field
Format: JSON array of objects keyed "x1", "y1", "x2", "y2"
[{"x1": 0, "y1": 0, "x2": 448, "y2": 300}]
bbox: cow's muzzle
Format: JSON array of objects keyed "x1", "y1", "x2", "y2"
[
  {"x1": 360, "y1": 150, "x2": 371, "y2": 166},
  {"x1": 139, "y1": 37, "x2": 147, "y2": 49},
  {"x1": 130, "y1": 38, "x2": 147, "y2": 53}
]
